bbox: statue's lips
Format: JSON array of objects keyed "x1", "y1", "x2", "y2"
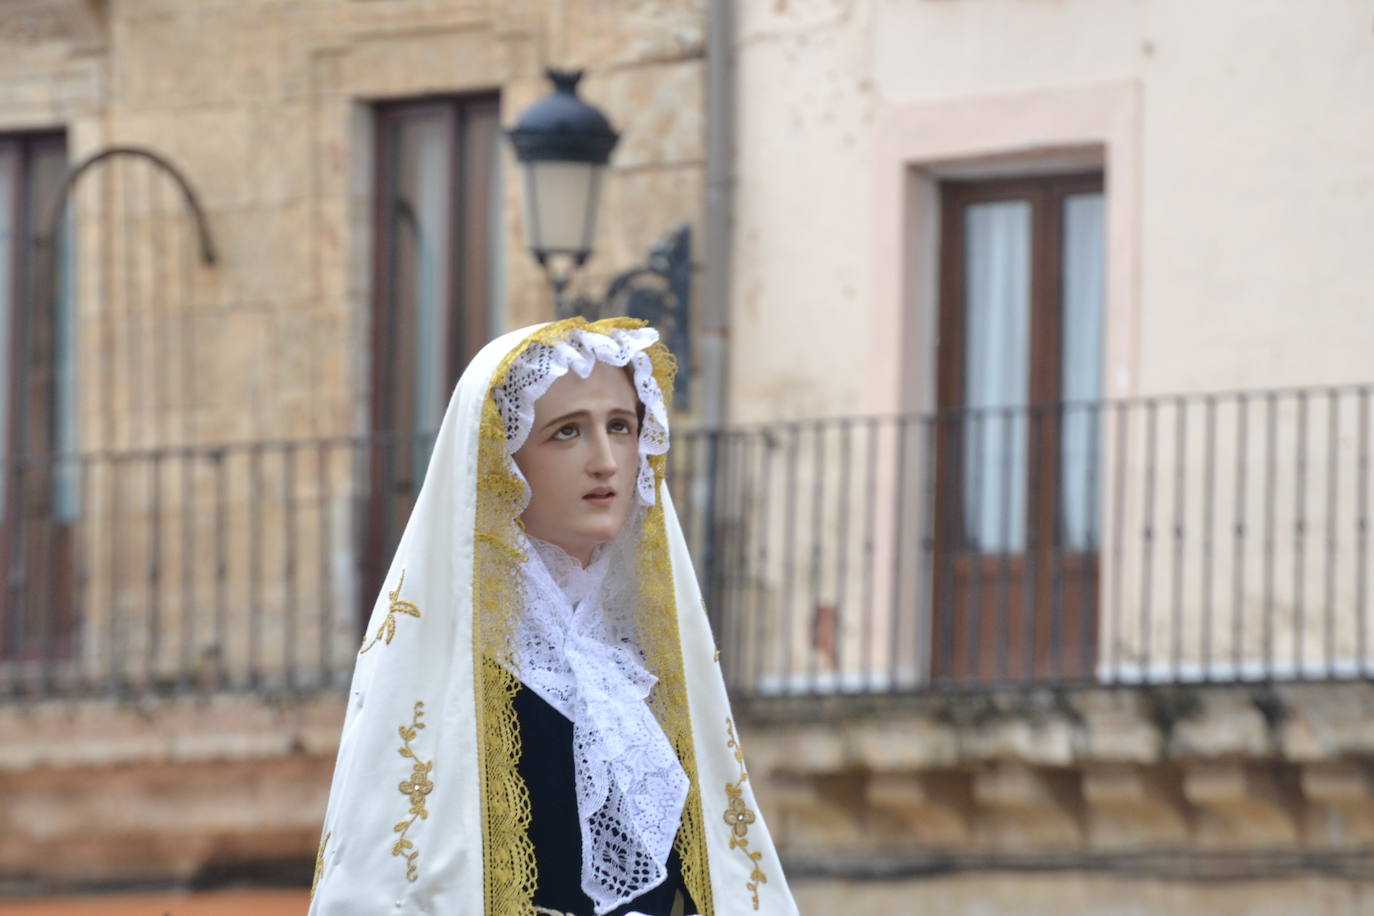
[{"x1": 583, "y1": 488, "x2": 616, "y2": 505}]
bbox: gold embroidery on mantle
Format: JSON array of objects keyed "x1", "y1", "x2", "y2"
[
  {"x1": 724, "y1": 717, "x2": 767, "y2": 910},
  {"x1": 393, "y1": 701, "x2": 434, "y2": 882},
  {"x1": 360, "y1": 569, "x2": 422, "y2": 653},
  {"x1": 311, "y1": 830, "x2": 330, "y2": 898}
]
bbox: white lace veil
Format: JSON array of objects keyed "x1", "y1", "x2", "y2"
[{"x1": 308, "y1": 318, "x2": 799, "y2": 916}]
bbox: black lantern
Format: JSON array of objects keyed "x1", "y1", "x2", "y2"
[{"x1": 508, "y1": 70, "x2": 619, "y2": 297}]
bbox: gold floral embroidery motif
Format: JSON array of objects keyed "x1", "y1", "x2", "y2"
[
  {"x1": 360, "y1": 569, "x2": 422, "y2": 653},
  {"x1": 393, "y1": 701, "x2": 434, "y2": 882},
  {"x1": 724, "y1": 717, "x2": 767, "y2": 910},
  {"x1": 725, "y1": 793, "x2": 755, "y2": 836},
  {"x1": 311, "y1": 830, "x2": 330, "y2": 898}
]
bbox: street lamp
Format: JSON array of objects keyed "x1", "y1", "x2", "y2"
[
  {"x1": 507, "y1": 68, "x2": 691, "y2": 405},
  {"x1": 507, "y1": 69, "x2": 619, "y2": 313}
]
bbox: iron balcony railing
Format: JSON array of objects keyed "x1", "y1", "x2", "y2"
[
  {"x1": 673, "y1": 384, "x2": 1374, "y2": 698},
  {"x1": 0, "y1": 435, "x2": 377, "y2": 699},
  {"x1": 1, "y1": 385, "x2": 1370, "y2": 702}
]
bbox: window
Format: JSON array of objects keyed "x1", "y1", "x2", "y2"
[
  {"x1": 932, "y1": 172, "x2": 1105, "y2": 681},
  {"x1": 0, "y1": 130, "x2": 73, "y2": 660},
  {"x1": 363, "y1": 95, "x2": 503, "y2": 611}
]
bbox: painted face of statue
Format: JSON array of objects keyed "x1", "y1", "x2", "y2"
[{"x1": 512, "y1": 360, "x2": 641, "y2": 566}]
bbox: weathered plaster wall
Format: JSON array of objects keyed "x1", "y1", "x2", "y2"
[{"x1": 731, "y1": 0, "x2": 1374, "y2": 423}]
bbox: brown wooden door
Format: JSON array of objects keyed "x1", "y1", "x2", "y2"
[{"x1": 932, "y1": 173, "x2": 1104, "y2": 683}]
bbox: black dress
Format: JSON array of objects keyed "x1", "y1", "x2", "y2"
[{"x1": 514, "y1": 683, "x2": 696, "y2": 916}]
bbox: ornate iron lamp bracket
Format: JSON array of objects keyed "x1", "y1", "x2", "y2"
[{"x1": 554, "y1": 223, "x2": 691, "y2": 406}]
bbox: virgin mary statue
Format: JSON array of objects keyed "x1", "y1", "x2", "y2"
[{"x1": 309, "y1": 317, "x2": 798, "y2": 916}]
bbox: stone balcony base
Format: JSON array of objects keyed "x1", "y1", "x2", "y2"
[
  {"x1": 736, "y1": 681, "x2": 1374, "y2": 858},
  {"x1": 4, "y1": 681, "x2": 1374, "y2": 895},
  {"x1": 0, "y1": 692, "x2": 344, "y2": 887}
]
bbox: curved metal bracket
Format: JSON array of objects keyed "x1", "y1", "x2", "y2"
[
  {"x1": 37, "y1": 145, "x2": 218, "y2": 265},
  {"x1": 558, "y1": 224, "x2": 691, "y2": 406}
]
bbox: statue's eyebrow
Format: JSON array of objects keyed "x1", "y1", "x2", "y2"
[
  {"x1": 538, "y1": 406, "x2": 638, "y2": 433},
  {"x1": 539, "y1": 409, "x2": 590, "y2": 432}
]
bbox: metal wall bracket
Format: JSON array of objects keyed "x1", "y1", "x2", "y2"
[{"x1": 555, "y1": 223, "x2": 691, "y2": 406}]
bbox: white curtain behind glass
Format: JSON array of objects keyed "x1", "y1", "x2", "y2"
[
  {"x1": 486, "y1": 120, "x2": 506, "y2": 335},
  {"x1": 0, "y1": 149, "x2": 13, "y2": 520},
  {"x1": 962, "y1": 200, "x2": 1030, "y2": 553},
  {"x1": 53, "y1": 208, "x2": 78, "y2": 521},
  {"x1": 34, "y1": 146, "x2": 80, "y2": 523},
  {"x1": 404, "y1": 117, "x2": 450, "y2": 440},
  {"x1": 1060, "y1": 193, "x2": 1105, "y2": 551},
  {"x1": 392, "y1": 115, "x2": 452, "y2": 489}
]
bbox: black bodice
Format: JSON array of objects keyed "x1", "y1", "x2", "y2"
[{"x1": 513, "y1": 682, "x2": 695, "y2": 916}]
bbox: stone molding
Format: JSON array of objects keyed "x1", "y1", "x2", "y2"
[{"x1": 738, "y1": 682, "x2": 1374, "y2": 856}]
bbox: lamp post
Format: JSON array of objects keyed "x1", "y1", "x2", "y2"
[{"x1": 507, "y1": 69, "x2": 692, "y2": 404}]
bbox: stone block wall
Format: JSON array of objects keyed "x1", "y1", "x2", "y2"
[
  {"x1": 0, "y1": 0, "x2": 706, "y2": 443},
  {"x1": 0, "y1": 693, "x2": 344, "y2": 886}
]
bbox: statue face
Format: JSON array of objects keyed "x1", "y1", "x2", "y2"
[{"x1": 513, "y1": 360, "x2": 640, "y2": 565}]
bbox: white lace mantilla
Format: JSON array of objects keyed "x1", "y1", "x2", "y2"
[
  {"x1": 513, "y1": 533, "x2": 689, "y2": 915},
  {"x1": 493, "y1": 325, "x2": 669, "y2": 509}
]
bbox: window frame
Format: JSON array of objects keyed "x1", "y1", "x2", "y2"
[
  {"x1": 931, "y1": 170, "x2": 1105, "y2": 682},
  {"x1": 362, "y1": 93, "x2": 502, "y2": 621},
  {"x1": 0, "y1": 129, "x2": 72, "y2": 663}
]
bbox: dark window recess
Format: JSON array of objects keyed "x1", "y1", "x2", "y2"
[
  {"x1": 932, "y1": 172, "x2": 1106, "y2": 683},
  {"x1": 363, "y1": 95, "x2": 503, "y2": 617},
  {"x1": 0, "y1": 131, "x2": 73, "y2": 662}
]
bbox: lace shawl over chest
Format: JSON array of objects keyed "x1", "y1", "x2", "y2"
[{"x1": 512, "y1": 534, "x2": 689, "y2": 915}]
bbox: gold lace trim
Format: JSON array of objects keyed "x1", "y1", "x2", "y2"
[
  {"x1": 642, "y1": 478, "x2": 715, "y2": 916},
  {"x1": 310, "y1": 830, "x2": 330, "y2": 898},
  {"x1": 477, "y1": 657, "x2": 533, "y2": 913},
  {"x1": 359, "y1": 569, "x2": 422, "y2": 653},
  {"x1": 393, "y1": 701, "x2": 434, "y2": 882},
  {"x1": 725, "y1": 718, "x2": 767, "y2": 909},
  {"x1": 473, "y1": 317, "x2": 713, "y2": 916}
]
